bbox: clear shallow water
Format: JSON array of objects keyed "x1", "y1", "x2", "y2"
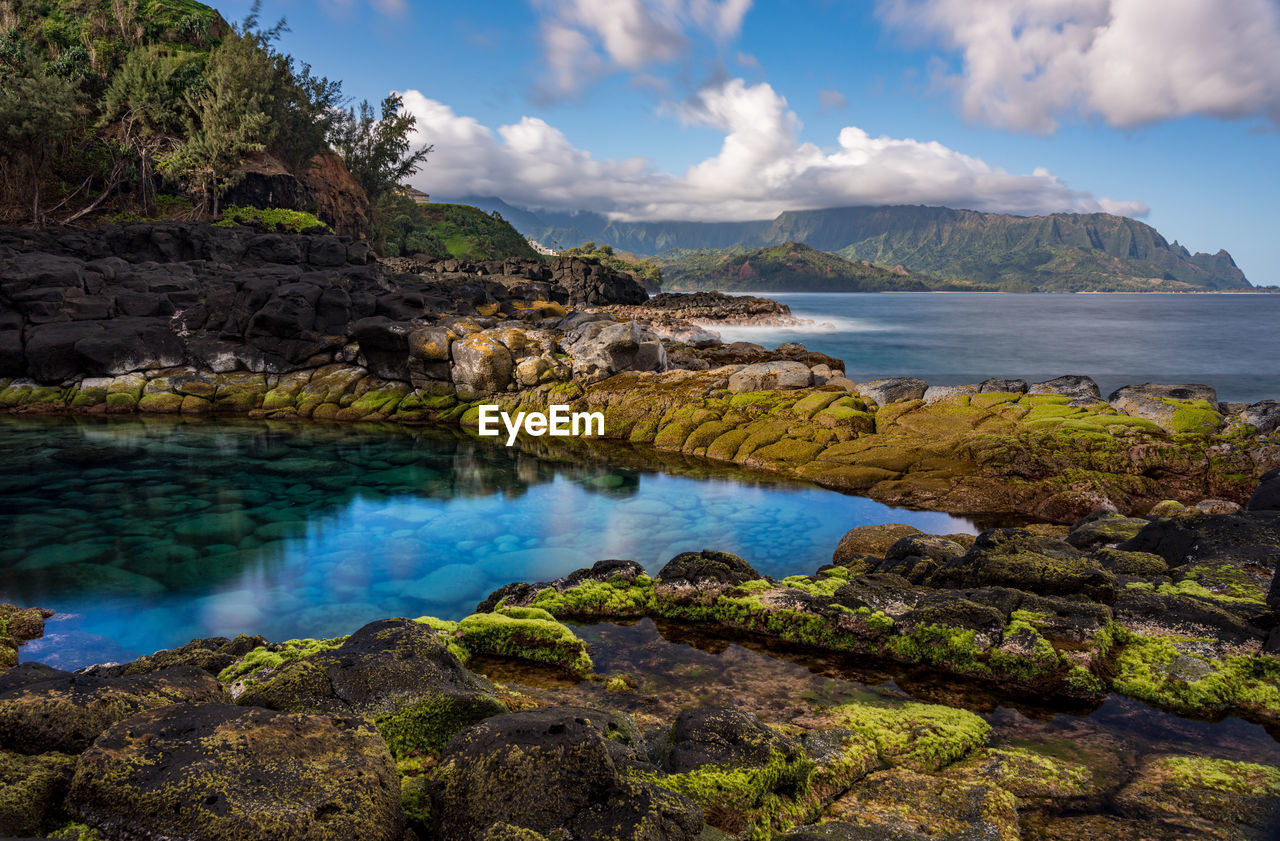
[
  {"x1": 713, "y1": 293, "x2": 1280, "y2": 404},
  {"x1": 1, "y1": 416, "x2": 974, "y2": 669}
]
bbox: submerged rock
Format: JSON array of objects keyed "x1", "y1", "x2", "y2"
[{"x1": 68, "y1": 702, "x2": 404, "y2": 841}]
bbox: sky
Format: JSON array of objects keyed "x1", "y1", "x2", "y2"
[{"x1": 220, "y1": 0, "x2": 1279, "y2": 285}]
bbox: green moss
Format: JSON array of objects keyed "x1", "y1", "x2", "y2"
[
  {"x1": 443, "y1": 610, "x2": 593, "y2": 677},
  {"x1": 1110, "y1": 629, "x2": 1280, "y2": 720},
  {"x1": 526, "y1": 575, "x2": 656, "y2": 618},
  {"x1": 1159, "y1": 756, "x2": 1280, "y2": 797},
  {"x1": 214, "y1": 206, "x2": 331, "y2": 233},
  {"x1": 988, "y1": 610, "x2": 1063, "y2": 681},
  {"x1": 48, "y1": 823, "x2": 103, "y2": 841},
  {"x1": 885, "y1": 623, "x2": 990, "y2": 678},
  {"x1": 374, "y1": 693, "x2": 509, "y2": 758},
  {"x1": 637, "y1": 742, "x2": 815, "y2": 837},
  {"x1": 1161, "y1": 398, "x2": 1223, "y2": 435},
  {"x1": 1156, "y1": 578, "x2": 1265, "y2": 606},
  {"x1": 778, "y1": 575, "x2": 846, "y2": 597},
  {"x1": 830, "y1": 700, "x2": 990, "y2": 772},
  {"x1": 217, "y1": 637, "x2": 346, "y2": 683}
]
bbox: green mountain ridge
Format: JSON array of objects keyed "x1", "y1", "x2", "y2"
[
  {"x1": 445, "y1": 197, "x2": 1253, "y2": 292},
  {"x1": 658, "y1": 242, "x2": 929, "y2": 293}
]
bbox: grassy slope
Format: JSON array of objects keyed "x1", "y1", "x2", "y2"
[
  {"x1": 656, "y1": 242, "x2": 929, "y2": 293},
  {"x1": 414, "y1": 204, "x2": 539, "y2": 260}
]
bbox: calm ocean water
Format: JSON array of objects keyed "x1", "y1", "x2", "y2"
[{"x1": 713, "y1": 293, "x2": 1280, "y2": 404}]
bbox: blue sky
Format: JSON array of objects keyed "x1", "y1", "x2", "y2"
[{"x1": 224, "y1": 0, "x2": 1279, "y2": 285}]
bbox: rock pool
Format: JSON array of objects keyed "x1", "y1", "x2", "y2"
[{"x1": 0, "y1": 416, "x2": 974, "y2": 668}]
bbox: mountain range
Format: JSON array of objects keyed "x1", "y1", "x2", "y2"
[{"x1": 441, "y1": 196, "x2": 1253, "y2": 292}]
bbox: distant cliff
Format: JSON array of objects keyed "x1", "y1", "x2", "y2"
[{"x1": 446, "y1": 198, "x2": 1252, "y2": 292}]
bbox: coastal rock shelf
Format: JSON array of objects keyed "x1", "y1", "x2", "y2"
[
  {"x1": 2, "y1": 227, "x2": 1279, "y2": 522},
  {"x1": 2, "y1": 492, "x2": 1278, "y2": 840}
]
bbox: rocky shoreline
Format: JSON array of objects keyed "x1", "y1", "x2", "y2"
[
  {"x1": 2, "y1": 473, "x2": 1278, "y2": 840},
  {"x1": 2, "y1": 223, "x2": 1279, "y2": 522},
  {"x1": 3, "y1": 222, "x2": 1280, "y2": 839}
]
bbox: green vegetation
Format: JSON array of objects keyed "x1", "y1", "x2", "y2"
[
  {"x1": 657, "y1": 242, "x2": 926, "y2": 292},
  {"x1": 380, "y1": 202, "x2": 539, "y2": 260},
  {"x1": 213, "y1": 205, "x2": 329, "y2": 232},
  {"x1": 831, "y1": 700, "x2": 991, "y2": 772},
  {"x1": 1158, "y1": 756, "x2": 1280, "y2": 797},
  {"x1": 217, "y1": 636, "x2": 346, "y2": 683},
  {"x1": 415, "y1": 607, "x2": 593, "y2": 677},
  {"x1": 0, "y1": 0, "x2": 425, "y2": 238},
  {"x1": 563, "y1": 241, "x2": 663, "y2": 292}
]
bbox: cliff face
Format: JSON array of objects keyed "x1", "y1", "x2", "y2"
[{"x1": 454, "y1": 198, "x2": 1252, "y2": 291}]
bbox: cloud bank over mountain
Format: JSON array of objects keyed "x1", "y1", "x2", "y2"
[{"x1": 401, "y1": 79, "x2": 1148, "y2": 222}]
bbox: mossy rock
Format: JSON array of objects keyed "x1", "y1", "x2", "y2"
[
  {"x1": 432, "y1": 707, "x2": 703, "y2": 841},
  {"x1": 1116, "y1": 754, "x2": 1280, "y2": 838},
  {"x1": 824, "y1": 767, "x2": 1018, "y2": 841},
  {"x1": 418, "y1": 609, "x2": 594, "y2": 677},
  {"x1": 232, "y1": 619, "x2": 507, "y2": 757},
  {"x1": 68, "y1": 703, "x2": 404, "y2": 841},
  {"x1": 0, "y1": 749, "x2": 77, "y2": 837},
  {"x1": 828, "y1": 700, "x2": 990, "y2": 773},
  {"x1": 0, "y1": 664, "x2": 225, "y2": 755}
]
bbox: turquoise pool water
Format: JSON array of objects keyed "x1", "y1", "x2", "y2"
[{"x1": 1, "y1": 416, "x2": 975, "y2": 669}]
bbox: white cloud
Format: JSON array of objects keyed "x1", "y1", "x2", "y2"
[
  {"x1": 400, "y1": 80, "x2": 1148, "y2": 222},
  {"x1": 877, "y1": 0, "x2": 1280, "y2": 131},
  {"x1": 533, "y1": 0, "x2": 753, "y2": 96}
]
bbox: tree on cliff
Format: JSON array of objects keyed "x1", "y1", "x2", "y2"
[
  {"x1": 0, "y1": 54, "x2": 85, "y2": 224},
  {"x1": 328, "y1": 93, "x2": 432, "y2": 249},
  {"x1": 328, "y1": 93, "x2": 433, "y2": 204}
]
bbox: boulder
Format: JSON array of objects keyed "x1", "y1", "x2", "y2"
[
  {"x1": 0, "y1": 665, "x2": 224, "y2": 754},
  {"x1": 1240, "y1": 400, "x2": 1280, "y2": 434},
  {"x1": 1066, "y1": 512, "x2": 1151, "y2": 550},
  {"x1": 922, "y1": 384, "x2": 977, "y2": 403},
  {"x1": 727, "y1": 360, "x2": 813, "y2": 392},
  {"x1": 1247, "y1": 467, "x2": 1280, "y2": 513},
  {"x1": 1118, "y1": 511, "x2": 1280, "y2": 575},
  {"x1": 851, "y1": 378, "x2": 928, "y2": 405},
  {"x1": 1107, "y1": 383, "x2": 1222, "y2": 433},
  {"x1": 875, "y1": 534, "x2": 969, "y2": 584},
  {"x1": 977, "y1": 377, "x2": 1027, "y2": 394},
  {"x1": 451, "y1": 332, "x2": 515, "y2": 397},
  {"x1": 656, "y1": 705, "x2": 805, "y2": 774},
  {"x1": 69, "y1": 702, "x2": 404, "y2": 841},
  {"x1": 235, "y1": 618, "x2": 507, "y2": 755},
  {"x1": 0, "y1": 748, "x2": 77, "y2": 837},
  {"x1": 98, "y1": 634, "x2": 269, "y2": 677},
  {"x1": 566, "y1": 321, "x2": 667, "y2": 384},
  {"x1": 551, "y1": 257, "x2": 649, "y2": 306},
  {"x1": 929, "y1": 528, "x2": 1116, "y2": 604},
  {"x1": 657, "y1": 550, "x2": 762, "y2": 587},
  {"x1": 833, "y1": 524, "x2": 923, "y2": 562},
  {"x1": 1029, "y1": 375, "x2": 1101, "y2": 400},
  {"x1": 431, "y1": 707, "x2": 702, "y2": 841}
]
